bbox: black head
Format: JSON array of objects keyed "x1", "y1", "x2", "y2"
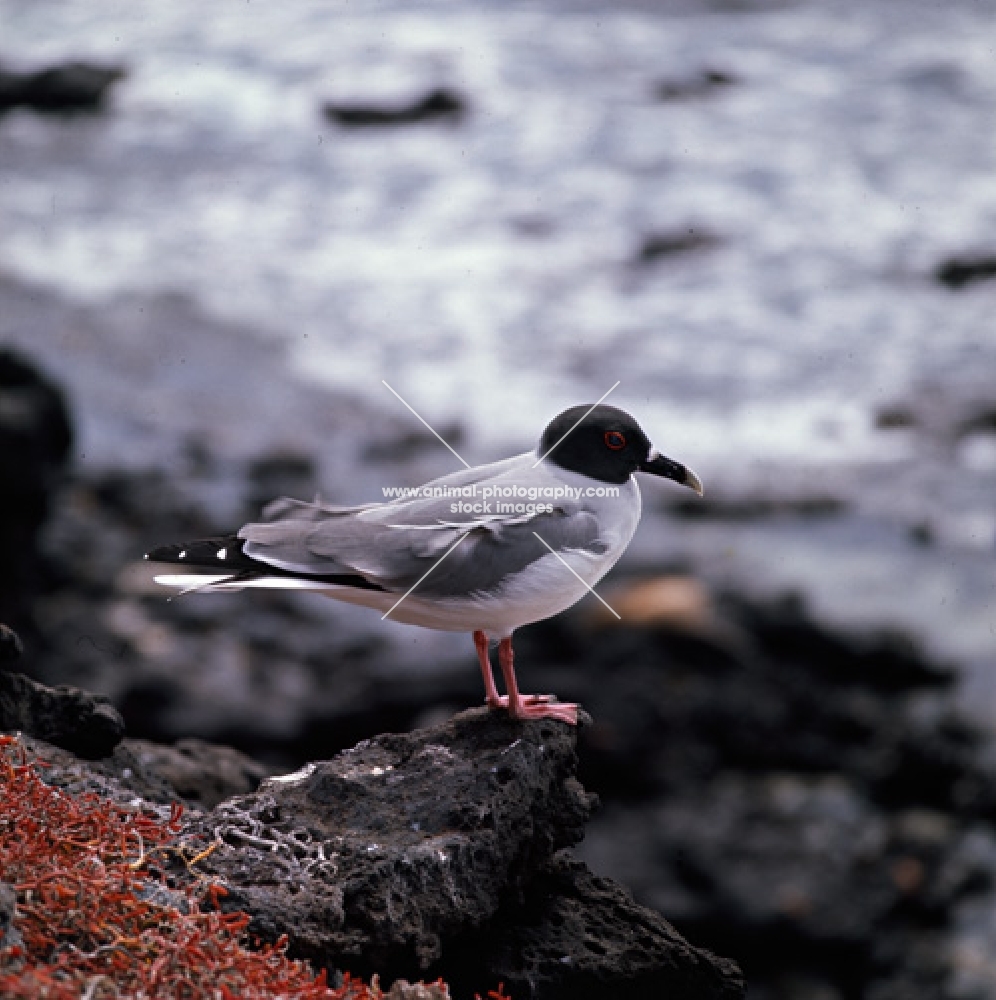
[{"x1": 537, "y1": 404, "x2": 703, "y2": 493}]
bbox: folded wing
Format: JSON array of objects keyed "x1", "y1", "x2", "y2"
[{"x1": 239, "y1": 493, "x2": 605, "y2": 598}]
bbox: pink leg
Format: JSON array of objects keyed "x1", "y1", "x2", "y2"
[
  {"x1": 474, "y1": 631, "x2": 549, "y2": 710},
  {"x1": 497, "y1": 637, "x2": 578, "y2": 725},
  {"x1": 474, "y1": 630, "x2": 503, "y2": 709}
]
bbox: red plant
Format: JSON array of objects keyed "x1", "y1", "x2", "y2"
[{"x1": 0, "y1": 734, "x2": 510, "y2": 1000}]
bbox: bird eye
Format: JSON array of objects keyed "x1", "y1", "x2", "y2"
[{"x1": 604, "y1": 431, "x2": 626, "y2": 451}]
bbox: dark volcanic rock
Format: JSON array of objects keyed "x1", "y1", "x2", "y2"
[
  {"x1": 15, "y1": 731, "x2": 264, "y2": 811},
  {"x1": 0, "y1": 879, "x2": 22, "y2": 955},
  {"x1": 0, "y1": 349, "x2": 73, "y2": 628},
  {"x1": 663, "y1": 491, "x2": 845, "y2": 521},
  {"x1": 636, "y1": 229, "x2": 722, "y2": 264},
  {"x1": 534, "y1": 593, "x2": 996, "y2": 1000},
  {"x1": 126, "y1": 737, "x2": 270, "y2": 809},
  {"x1": 462, "y1": 855, "x2": 745, "y2": 1000},
  {"x1": 0, "y1": 61, "x2": 125, "y2": 114},
  {"x1": 956, "y1": 403, "x2": 996, "y2": 437},
  {"x1": 935, "y1": 255, "x2": 996, "y2": 289},
  {"x1": 323, "y1": 87, "x2": 466, "y2": 128},
  {"x1": 184, "y1": 708, "x2": 595, "y2": 972},
  {"x1": 178, "y1": 708, "x2": 743, "y2": 998},
  {"x1": 0, "y1": 669, "x2": 124, "y2": 759},
  {"x1": 654, "y1": 69, "x2": 737, "y2": 101},
  {"x1": 0, "y1": 624, "x2": 23, "y2": 665},
  {"x1": 581, "y1": 779, "x2": 971, "y2": 1000}
]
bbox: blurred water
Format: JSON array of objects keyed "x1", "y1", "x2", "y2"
[
  {"x1": 1, "y1": 0, "x2": 995, "y2": 715},
  {"x1": 1, "y1": 0, "x2": 994, "y2": 464}
]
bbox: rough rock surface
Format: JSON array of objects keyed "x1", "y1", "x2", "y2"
[
  {"x1": 0, "y1": 629, "x2": 266, "y2": 806},
  {"x1": 125, "y1": 737, "x2": 271, "y2": 809},
  {"x1": 4, "y1": 727, "x2": 267, "y2": 812},
  {"x1": 537, "y1": 597, "x2": 996, "y2": 1000},
  {"x1": 177, "y1": 708, "x2": 743, "y2": 998},
  {"x1": 452, "y1": 855, "x2": 744, "y2": 1000},
  {"x1": 0, "y1": 666, "x2": 125, "y2": 759}
]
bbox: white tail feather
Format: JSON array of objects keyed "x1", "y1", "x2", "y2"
[{"x1": 153, "y1": 573, "x2": 332, "y2": 593}]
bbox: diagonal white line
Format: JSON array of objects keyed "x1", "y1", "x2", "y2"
[
  {"x1": 381, "y1": 532, "x2": 470, "y2": 620},
  {"x1": 532, "y1": 531, "x2": 621, "y2": 620},
  {"x1": 381, "y1": 380, "x2": 472, "y2": 469},
  {"x1": 532, "y1": 381, "x2": 621, "y2": 468}
]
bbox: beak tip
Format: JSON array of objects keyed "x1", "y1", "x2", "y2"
[{"x1": 685, "y1": 469, "x2": 704, "y2": 497}]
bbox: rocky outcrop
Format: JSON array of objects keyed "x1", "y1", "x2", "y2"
[
  {"x1": 455, "y1": 856, "x2": 744, "y2": 1000},
  {"x1": 323, "y1": 88, "x2": 466, "y2": 128},
  {"x1": 0, "y1": 621, "x2": 124, "y2": 758},
  {"x1": 935, "y1": 254, "x2": 996, "y2": 289},
  {"x1": 175, "y1": 708, "x2": 744, "y2": 999},
  {"x1": 0, "y1": 349, "x2": 73, "y2": 630},
  {"x1": 0, "y1": 623, "x2": 267, "y2": 806},
  {"x1": 0, "y1": 61, "x2": 125, "y2": 114},
  {"x1": 0, "y1": 668, "x2": 125, "y2": 759}
]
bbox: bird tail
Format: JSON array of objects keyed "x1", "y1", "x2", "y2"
[
  {"x1": 145, "y1": 535, "x2": 387, "y2": 595},
  {"x1": 145, "y1": 535, "x2": 268, "y2": 593}
]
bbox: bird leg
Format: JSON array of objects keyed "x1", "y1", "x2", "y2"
[
  {"x1": 497, "y1": 636, "x2": 578, "y2": 725},
  {"x1": 473, "y1": 630, "x2": 503, "y2": 709}
]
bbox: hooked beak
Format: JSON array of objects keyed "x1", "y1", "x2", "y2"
[{"x1": 639, "y1": 448, "x2": 704, "y2": 496}]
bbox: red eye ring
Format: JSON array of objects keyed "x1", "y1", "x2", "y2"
[{"x1": 604, "y1": 430, "x2": 626, "y2": 451}]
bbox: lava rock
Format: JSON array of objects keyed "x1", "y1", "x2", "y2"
[
  {"x1": 956, "y1": 404, "x2": 996, "y2": 437},
  {"x1": 0, "y1": 670, "x2": 124, "y2": 759},
  {"x1": 182, "y1": 708, "x2": 594, "y2": 973},
  {"x1": 580, "y1": 775, "x2": 986, "y2": 1000},
  {"x1": 663, "y1": 492, "x2": 845, "y2": 521},
  {"x1": 126, "y1": 737, "x2": 270, "y2": 809},
  {"x1": 654, "y1": 70, "x2": 737, "y2": 101},
  {"x1": 935, "y1": 255, "x2": 996, "y2": 289},
  {"x1": 725, "y1": 592, "x2": 954, "y2": 692},
  {"x1": 0, "y1": 624, "x2": 23, "y2": 665},
  {"x1": 0, "y1": 349, "x2": 74, "y2": 627},
  {"x1": 0, "y1": 880, "x2": 22, "y2": 955},
  {"x1": 875, "y1": 402, "x2": 919, "y2": 430},
  {"x1": 0, "y1": 881, "x2": 16, "y2": 933},
  {"x1": 636, "y1": 230, "x2": 722, "y2": 264},
  {"x1": 462, "y1": 855, "x2": 745, "y2": 1000},
  {"x1": 177, "y1": 708, "x2": 742, "y2": 997},
  {"x1": 0, "y1": 61, "x2": 125, "y2": 114},
  {"x1": 512, "y1": 593, "x2": 979, "y2": 813},
  {"x1": 15, "y1": 730, "x2": 258, "y2": 811},
  {"x1": 323, "y1": 88, "x2": 466, "y2": 128}
]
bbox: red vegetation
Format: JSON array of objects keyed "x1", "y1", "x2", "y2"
[{"x1": 0, "y1": 734, "x2": 509, "y2": 1000}]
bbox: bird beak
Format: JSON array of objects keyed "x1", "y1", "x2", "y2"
[{"x1": 640, "y1": 448, "x2": 704, "y2": 495}]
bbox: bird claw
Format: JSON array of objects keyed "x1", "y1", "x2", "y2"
[
  {"x1": 511, "y1": 699, "x2": 579, "y2": 724},
  {"x1": 487, "y1": 693, "x2": 555, "y2": 709},
  {"x1": 488, "y1": 695, "x2": 578, "y2": 725}
]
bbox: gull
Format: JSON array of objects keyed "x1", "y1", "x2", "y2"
[{"x1": 147, "y1": 404, "x2": 702, "y2": 724}]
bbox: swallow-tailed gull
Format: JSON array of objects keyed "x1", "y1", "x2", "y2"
[{"x1": 147, "y1": 404, "x2": 702, "y2": 724}]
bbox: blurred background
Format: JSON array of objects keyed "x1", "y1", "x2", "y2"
[{"x1": 1, "y1": 0, "x2": 995, "y2": 997}]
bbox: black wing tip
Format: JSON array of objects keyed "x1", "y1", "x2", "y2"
[
  {"x1": 145, "y1": 535, "x2": 247, "y2": 568},
  {"x1": 145, "y1": 541, "x2": 185, "y2": 563},
  {"x1": 144, "y1": 535, "x2": 389, "y2": 593}
]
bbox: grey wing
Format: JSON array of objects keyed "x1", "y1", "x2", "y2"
[
  {"x1": 239, "y1": 500, "x2": 605, "y2": 597},
  {"x1": 390, "y1": 505, "x2": 607, "y2": 598}
]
